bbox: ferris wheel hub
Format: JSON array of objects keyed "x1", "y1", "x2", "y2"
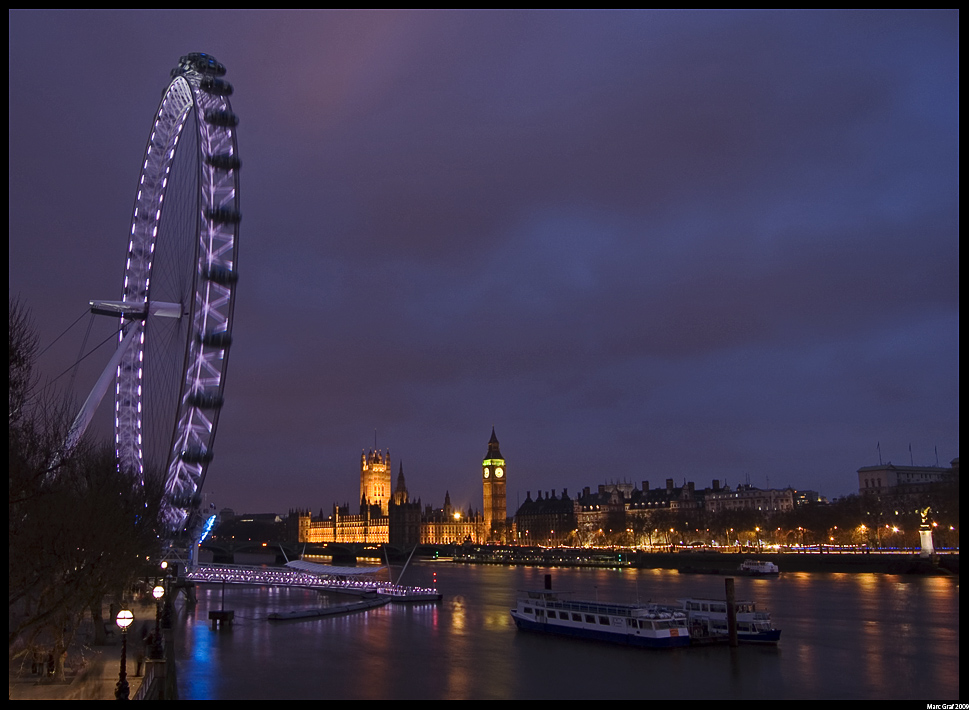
[{"x1": 89, "y1": 300, "x2": 184, "y2": 319}]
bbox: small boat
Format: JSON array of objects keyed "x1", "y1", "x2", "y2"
[
  {"x1": 677, "y1": 559, "x2": 780, "y2": 576},
  {"x1": 737, "y1": 559, "x2": 780, "y2": 576},
  {"x1": 510, "y1": 589, "x2": 691, "y2": 649},
  {"x1": 677, "y1": 597, "x2": 781, "y2": 644}
]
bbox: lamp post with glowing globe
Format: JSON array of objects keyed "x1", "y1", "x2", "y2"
[
  {"x1": 115, "y1": 608, "x2": 134, "y2": 700},
  {"x1": 151, "y1": 586, "x2": 165, "y2": 659}
]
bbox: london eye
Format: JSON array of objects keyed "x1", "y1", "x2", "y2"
[{"x1": 66, "y1": 53, "x2": 241, "y2": 533}]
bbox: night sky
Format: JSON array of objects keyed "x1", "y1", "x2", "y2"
[{"x1": 9, "y1": 10, "x2": 959, "y2": 518}]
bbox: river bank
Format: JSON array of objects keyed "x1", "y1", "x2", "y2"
[
  {"x1": 637, "y1": 550, "x2": 958, "y2": 575},
  {"x1": 450, "y1": 547, "x2": 959, "y2": 575}
]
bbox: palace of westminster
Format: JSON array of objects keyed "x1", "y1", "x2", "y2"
[
  {"x1": 286, "y1": 428, "x2": 960, "y2": 549},
  {"x1": 292, "y1": 428, "x2": 510, "y2": 547}
]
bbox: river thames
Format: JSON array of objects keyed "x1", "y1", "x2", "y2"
[{"x1": 173, "y1": 562, "x2": 958, "y2": 700}]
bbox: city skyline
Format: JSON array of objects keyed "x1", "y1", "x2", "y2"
[{"x1": 9, "y1": 10, "x2": 959, "y2": 517}]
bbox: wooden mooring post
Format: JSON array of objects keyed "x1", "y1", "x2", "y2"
[
  {"x1": 208, "y1": 577, "x2": 234, "y2": 629},
  {"x1": 209, "y1": 609, "x2": 234, "y2": 629}
]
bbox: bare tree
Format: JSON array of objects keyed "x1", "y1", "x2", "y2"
[
  {"x1": 8, "y1": 297, "x2": 37, "y2": 426},
  {"x1": 8, "y1": 299, "x2": 164, "y2": 678}
]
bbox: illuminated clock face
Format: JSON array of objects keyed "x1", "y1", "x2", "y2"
[
  {"x1": 483, "y1": 467, "x2": 490, "y2": 479},
  {"x1": 495, "y1": 467, "x2": 503, "y2": 478}
]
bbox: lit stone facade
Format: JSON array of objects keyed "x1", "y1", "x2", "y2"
[
  {"x1": 294, "y1": 449, "x2": 486, "y2": 546},
  {"x1": 857, "y1": 459, "x2": 958, "y2": 496},
  {"x1": 420, "y1": 492, "x2": 484, "y2": 545},
  {"x1": 299, "y1": 504, "x2": 389, "y2": 544},
  {"x1": 360, "y1": 448, "x2": 392, "y2": 515},
  {"x1": 703, "y1": 486, "x2": 794, "y2": 513}
]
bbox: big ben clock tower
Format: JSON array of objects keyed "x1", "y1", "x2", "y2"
[{"x1": 482, "y1": 427, "x2": 507, "y2": 543}]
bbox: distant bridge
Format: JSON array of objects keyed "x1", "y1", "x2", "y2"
[{"x1": 198, "y1": 541, "x2": 418, "y2": 565}]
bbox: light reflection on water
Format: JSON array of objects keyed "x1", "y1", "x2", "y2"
[{"x1": 174, "y1": 563, "x2": 958, "y2": 699}]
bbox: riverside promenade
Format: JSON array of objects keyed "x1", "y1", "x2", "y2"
[{"x1": 9, "y1": 597, "x2": 165, "y2": 700}]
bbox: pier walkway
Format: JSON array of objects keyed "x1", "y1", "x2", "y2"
[
  {"x1": 186, "y1": 561, "x2": 385, "y2": 596},
  {"x1": 185, "y1": 562, "x2": 439, "y2": 598}
]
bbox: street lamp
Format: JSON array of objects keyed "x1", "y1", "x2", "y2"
[
  {"x1": 151, "y1": 585, "x2": 165, "y2": 659},
  {"x1": 115, "y1": 608, "x2": 134, "y2": 700}
]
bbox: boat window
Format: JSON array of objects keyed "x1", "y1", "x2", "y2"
[
  {"x1": 523, "y1": 607, "x2": 533, "y2": 615},
  {"x1": 599, "y1": 616, "x2": 610, "y2": 625},
  {"x1": 572, "y1": 613, "x2": 582, "y2": 622},
  {"x1": 585, "y1": 615, "x2": 595, "y2": 624}
]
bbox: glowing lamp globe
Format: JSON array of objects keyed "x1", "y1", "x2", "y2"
[{"x1": 116, "y1": 609, "x2": 134, "y2": 630}]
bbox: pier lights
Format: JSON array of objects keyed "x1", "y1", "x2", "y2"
[
  {"x1": 115, "y1": 608, "x2": 134, "y2": 700},
  {"x1": 151, "y1": 586, "x2": 165, "y2": 659}
]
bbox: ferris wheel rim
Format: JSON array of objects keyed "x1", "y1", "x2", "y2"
[{"x1": 115, "y1": 54, "x2": 240, "y2": 533}]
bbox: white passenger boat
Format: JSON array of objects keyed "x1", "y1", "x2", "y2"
[
  {"x1": 677, "y1": 597, "x2": 781, "y2": 644},
  {"x1": 510, "y1": 589, "x2": 691, "y2": 649},
  {"x1": 737, "y1": 559, "x2": 780, "y2": 576}
]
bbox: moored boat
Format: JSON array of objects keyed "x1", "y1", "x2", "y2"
[
  {"x1": 737, "y1": 559, "x2": 780, "y2": 576},
  {"x1": 677, "y1": 559, "x2": 780, "y2": 576},
  {"x1": 677, "y1": 597, "x2": 781, "y2": 644},
  {"x1": 510, "y1": 589, "x2": 690, "y2": 649}
]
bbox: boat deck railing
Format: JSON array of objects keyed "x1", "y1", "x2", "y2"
[{"x1": 537, "y1": 599, "x2": 682, "y2": 619}]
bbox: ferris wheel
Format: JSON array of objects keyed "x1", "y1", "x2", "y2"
[{"x1": 66, "y1": 53, "x2": 241, "y2": 532}]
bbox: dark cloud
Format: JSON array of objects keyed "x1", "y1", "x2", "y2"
[{"x1": 9, "y1": 10, "x2": 958, "y2": 514}]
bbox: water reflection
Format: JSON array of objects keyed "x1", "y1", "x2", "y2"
[{"x1": 174, "y1": 564, "x2": 958, "y2": 699}]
